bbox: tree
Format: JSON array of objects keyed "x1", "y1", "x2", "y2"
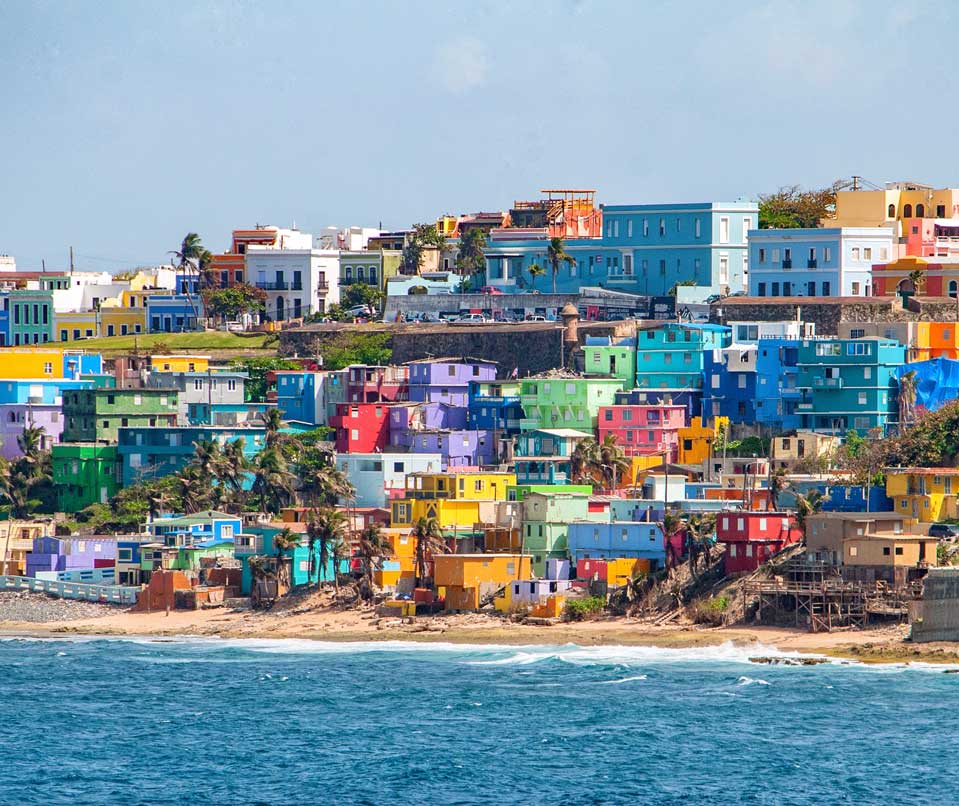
[
  {"x1": 356, "y1": 522, "x2": 388, "y2": 602},
  {"x1": 400, "y1": 223, "x2": 446, "y2": 275},
  {"x1": 686, "y1": 513, "x2": 717, "y2": 578},
  {"x1": 455, "y1": 228, "x2": 487, "y2": 280},
  {"x1": 272, "y1": 527, "x2": 302, "y2": 591},
  {"x1": 596, "y1": 433, "x2": 630, "y2": 491},
  {"x1": 570, "y1": 437, "x2": 600, "y2": 484},
  {"x1": 528, "y1": 262, "x2": 546, "y2": 292},
  {"x1": 230, "y1": 357, "x2": 301, "y2": 402},
  {"x1": 907, "y1": 268, "x2": 926, "y2": 296},
  {"x1": 341, "y1": 283, "x2": 385, "y2": 316},
  {"x1": 661, "y1": 511, "x2": 687, "y2": 569},
  {"x1": 547, "y1": 237, "x2": 576, "y2": 294},
  {"x1": 412, "y1": 516, "x2": 446, "y2": 587},
  {"x1": 307, "y1": 507, "x2": 347, "y2": 587},
  {"x1": 758, "y1": 181, "x2": 847, "y2": 229},
  {"x1": 251, "y1": 448, "x2": 296, "y2": 515},
  {"x1": 203, "y1": 283, "x2": 267, "y2": 324},
  {"x1": 169, "y1": 233, "x2": 212, "y2": 323},
  {"x1": 768, "y1": 467, "x2": 788, "y2": 511},
  {"x1": 794, "y1": 490, "x2": 825, "y2": 542}
]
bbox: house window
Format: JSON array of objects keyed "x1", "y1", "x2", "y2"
[
  {"x1": 759, "y1": 248, "x2": 766, "y2": 263},
  {"x1": 719, "y1": 217, "x2": 730, "y2": 244},
  {"x1": 851, "y1": 247, "x2": 860, "y2": 260},
  {"x1": 695, "y1": 218, "x2": 701, "y2": 238},
  {"x1": 659, "y1": 218, "x2": 666, "y2": 236}
]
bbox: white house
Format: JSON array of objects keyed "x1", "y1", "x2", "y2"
[{"x1": 246, "y1": 241, "x2": 341, "y2": 322}]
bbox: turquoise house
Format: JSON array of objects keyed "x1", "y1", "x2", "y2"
[
  {"x1": 796, "y1": 337, "x2": 905, "y2": 435},
  {"x1": 235, "y1": 525, "x2": 349, "y2": 594},
  {"x1": 514, "y1": 428, "x2": 593, "y2": 485}
]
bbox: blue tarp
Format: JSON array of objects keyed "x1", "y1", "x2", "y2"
[{"x1": 897, "y1": 358, "x2": 959, "y2": 413}]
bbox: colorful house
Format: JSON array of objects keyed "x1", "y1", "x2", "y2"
[
  {"x1": 519, "y1": 376, "x2": 624, "y2": 432},
  {"x1": 407, "y1": 358, "x2": 497, "y2": 407},
  {"x1": 62, "y1": 388, "x2": 179, "y2": 443},
  {"x1": 796, "y1": 337, "x2": 905, "y2": 435},
  {"x1": 235, "y1": 524, "x2": 348, "y2": 594},
  {"x1": 513, "y1": 428, "x2": 593, "y2": 485},
  {"x1": 886, "y1": 467, "x2": 959, "y2": 521},
  {"x1": 597, "y1": 404, "x2": 685, "y2": 460},
  {"x1": 26, "y1": 536, "x2": 117, "y2": 577},
  {"x1": 345, "y1": 364, "x2": 408, "y2": 403},
  {"x1": 567, "y1": 521, "x2": 666, "y2": 566},
  {"x1": 676, "y1": 416, "x2": 726, "y2": 465},
  {"x1": 716, "y1": 512, "x2": 799, "y2": 574},
  {"x1": 147, "y1": 294, "x2": 203, "y2": 333},
  {"x1": 748, "y1": 227, "x2": 894, "y2": 298},
  {"x1": 148, "y1": 511, "x2": 242, "y2": 545},
  {"x1": 275, "y1": 370, "x2": 346, "y2": 426},
  {"x1": 433, "y1": 553, "x2": 530, "y2": 611},
  {"x1": 52, "y1": 443, "x2": 121, "y2": 510},
  {"x1": 753, "y1": 337, "x2": 802, "y2": 430},
  {"x1": 151, "y1": 355, "x2": 211, "y2": 373},
  {"x1": 521, "y1": 492, "x2": 597, "y2": 574},
  {"x1": 583, "y1": 335, "x2": 637, "y2": 383},
  {"x1": 467, "y1": 380, "x2": 523, "y2": 434},
  {"x1": 5, "y1": 288, "x2": 55, "y2": 345},
  {"x1": 392, "y1": 428, "x2": 494, "y2": 470},
  {"x1": 330, "y1": 402, "x2": 392, "y2": 453},
  {"x1": 335, "y1": 452, "x2": 443, "y2": 507}
]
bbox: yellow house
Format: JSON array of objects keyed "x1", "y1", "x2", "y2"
[
  {"x1": 99, "y1": 304, "x2": 147, "y2": 339},
  {"x1": 54, "y1": 311, "x2": 100, "y2": 343},
  {"x1": 621, "y1": 455, "x2": 664, "y2": 489},
  {"x1": 433, "y1": 553, "x2": 530, "y2": 610},
  {"x1": 150, "y1": 355, "x2": 211, "y2": 373},
  {"x1": 678, "y1": 416, "x2": 728, "y2": 465},
  {"x1": 886, "y1": 467, "x2": 959, "y2": 521},
  {"x1": 0, "y1": 348, "x2": 74, "y2": 378},
  {"x1": 0, "y1": 519, "x2": 54, "y2": 575},
  {"x1": 403, "y1": 470, "x2": 516, "y2": 501},
  {"x1": 390, "y1": 497, "x2": 497, "y2": 533},
  {"x1": 829, "y1": 183, "x2": 959, "y2": 233},
  {"x1": 435, "y1": 215, "x2": 458, "y2": 238},
  {"x1": 771, "y1": 432, "x2": 841, "y2": 471}
]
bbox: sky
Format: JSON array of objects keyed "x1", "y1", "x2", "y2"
[{"x1": 0, "y1": 0, "x2": 952, "y2": 270}]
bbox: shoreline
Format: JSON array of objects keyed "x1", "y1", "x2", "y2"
[{"x1": 3, "y1": 605, "x2": 955, "y2": 664}]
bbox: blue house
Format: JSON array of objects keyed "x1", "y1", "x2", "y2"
[
  {"x1": 63, "y1": 352, "x2": 103, "y2": 377},
  {"x1": 148, "y1": 510, "x2": 243, "y2": 546},
  {"x1": 703, "y1": 344, "x2": 757, "y2": 424},
  {"x1": 513, "y1": 428, "x2": 592, "y2": 485},
  {"x1": 566, "y1": 521, "x2": 666, "y2": 566},
  {"x1": 275, "y1": 370, "x2": 347, "y2": 427},
  {"x1": 748, "y1": 227, "x2": 894, "y2": 298},
  {"x1": 483, "y1": 201, "x2": 757, "y2": 302},
  {"x1": 754, "y1": 338, "x2": 802, "y2": 431},
  {"x1": 117, "y1": 425, "x2": 266, "y2": 485},
  {"x1": 821, "y1": 484, "x2": 893, "y2": 513},
  {"x1": 235, "y1": 525, "x2": 349, "y2": 594},
  {"x1": 0, "y1": 378, "x2": 92, "y2": 405},
  {"x1": 467, "y1": 380, "x2": 523, "y2": 434},
  {"x1": 147, "y1": 295, "x2": 204, "y2": 333}
]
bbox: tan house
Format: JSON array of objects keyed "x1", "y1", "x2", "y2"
[
  {"x1": 805, "y1": 512, "x2": 935, "y2": 586},
  {"x1": 0, "y1": 519, "x2": 55, "y2": 575},
  {"x1": 771, "y1": 432, "x2": 841, "y2": 471}
]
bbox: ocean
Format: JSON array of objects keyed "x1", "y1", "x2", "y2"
[{"x1": 1, "y1": 636, "x2": 955, "y2": 805}]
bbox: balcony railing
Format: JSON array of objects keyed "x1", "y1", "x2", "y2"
[
  {"x1": 782, "y1": 260, "x2": 792, "y2": 269},
  {"x1": 291, "y1": 282, "x2": 303, "y2": 291},
  {"x1": 256, "y1": 281, "x2": 289, "y2": 290},
  {"x1": 807, "y1": 260, "x2": 817, "y2": 268},
  {"x1": 813, "y1": 377, "x2": 843, "y2": 388}
]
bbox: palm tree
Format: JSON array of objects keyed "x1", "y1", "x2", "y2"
[
  {"x1": 272, "y1": 527, "x2": 302, "y2": 591},
  {"x1": 547, "y1": 237, "x2": 576, "y2": 294},
  {"x1": 793, "y1": 490, "x2": 824, "y2": 543},
  {"x1": 216, "y1": 438, "x2": 251, "y2": 510},
  {"x1": 260, "y1": 407, "x2": 285, "y2": 448},
  {"x1": 169, "y1": 232, "x2": 208, "y2": 326},
  {"x1": 357, "y1": 522, "x2": 388, "y2": 602},
  {"x1": 528, "y1": 262, "x2": 546, "y2": 292},
  {"x1": 768, "y1": 467, "x2": 788, "y2": 511},
  {"x1": 412, "y1": 516, "x2": 446, "y2": 587},
  {"x1": 596, "y1": 433, "x2": 630, "y2": 491},
  {"x1": 17, "y1": 424, "x2": 45, "y2": 466},
  {"x1": 685, "y1": 513, "x2": 717, "y2": 578},
  {"x1": 660, "y1": 511, "x2": 687, "y2": 570},
  {"x1": 251, "y1": 448, "x2": 296, "y2": 515},
  {"x1": 570, "y1": 437, "x2": 600, "y2": 485},
  {"x1": 307, "y1": 507, "x2": 347, "y2": 587},
  {"x1": 898, "y1": 370, "x2": 918, "y2": 432}
]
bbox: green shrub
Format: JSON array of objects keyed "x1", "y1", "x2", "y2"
[
  {"x1": 687, "y1": 596, "x2": 728, "y2": 626},
  {"x1": 564, "y1": 596, "x2": 606, "y2": 621}
]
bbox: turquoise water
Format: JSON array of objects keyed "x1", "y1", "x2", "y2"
[{"x1": 1, "y1": 637, "x2": 955, "y2": 805}]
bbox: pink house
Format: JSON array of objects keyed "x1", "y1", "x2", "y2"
[{"x1": 597, "y1": 404, "x2": 686, "y2": 460}]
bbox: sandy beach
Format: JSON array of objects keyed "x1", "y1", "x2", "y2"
[{"x1": 3, "y1": 593, "x2": 953, "y2": 664}]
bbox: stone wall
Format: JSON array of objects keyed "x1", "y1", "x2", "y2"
[
  {"x1": 909, "y1": 568, "x2": 959, "y2": 643},
  {"x1": 278, "y1": 320, "x2": 637, "y2": 378},
  {"x1": 710, "y1": 296, "x2": 959, "y2": 335}
]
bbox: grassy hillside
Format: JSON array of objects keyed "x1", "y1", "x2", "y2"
[{"x1": 58, "y1": 331, "x2": 273, "y2": 355}]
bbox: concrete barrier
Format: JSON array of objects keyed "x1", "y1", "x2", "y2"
[{"x1": 0, "y1": 575, "x2": 138, "y2": 605}]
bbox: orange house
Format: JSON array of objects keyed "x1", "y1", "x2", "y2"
[{"x1": 872, "y1": 255, "x2": 959, "y2": 298}]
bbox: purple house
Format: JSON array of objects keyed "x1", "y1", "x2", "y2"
[
  {"x1": 0, "y1": 404, "x2": 62, "y2": 459},
  {"x1": 26, "y1": 536, "x2": 118, "y2": 577},
  {"x1": 407, "y1": 359, "x2": 497, "y2": 407},
  {"x1": 389, "y1": 402, "x2": 467, "y2": 435},
  {"x1": 393, "y1": 428, "x2": 494, "y2": 470}
]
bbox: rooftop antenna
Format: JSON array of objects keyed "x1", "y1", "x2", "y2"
[
  {"x1": 851, "y1": 175, "x2": 861, "y2": 191},
  {"x1": 69, "y1": 246, "x2": 74, "y2": 275}
]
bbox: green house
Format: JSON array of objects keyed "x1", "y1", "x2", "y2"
[
  {"x1": 582, "y1": 336, "x2": 637, "y2": 383},
  {"x1": 520, "y1": 491, "x2": 605, "y2": 574},
  {"x1": 519, "y1": 377, "x2": 624, "y2": 432},
  {"x1": 52, "y1": 443, "x2": 121, "y2": 511},
  {"x1": 62, "y1": 388, "x2": 180, "y2": 443}
]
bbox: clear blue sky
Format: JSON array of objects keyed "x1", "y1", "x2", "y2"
[{"x1": 0, "y1": 0, "x2": 950, "y2": 270}]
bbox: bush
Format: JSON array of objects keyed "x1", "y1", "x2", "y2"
[
  {"x1": 564, "y1": 596, "x2": 606, "y2": 621},
  {"x1": 687, "y1": 596, "x2": 728, "y2": 626}
]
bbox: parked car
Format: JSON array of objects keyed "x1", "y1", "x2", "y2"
[
  {"x1": 458, "y1": 313, "x2": 490, "y2": 323},
  {"x1": 929, "y1": 523, "x2": 959, "y2": 539},
  {"x1": 704, "y1": 294, "x2": 722, "y2": 304},
  {"x1": 479, "y1": 286, "x2": 505, "y2": 295},
  {"x1": 524, "y1": 314, "x2": 548, "y2": 322}
]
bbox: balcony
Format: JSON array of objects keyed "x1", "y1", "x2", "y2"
[
  {"x1": 807, "y1": 260, "x2": 817, "y2": 269},
  {"x1": 291, "y1": 282, "x2": 303, "y2": 291},
  {"x1": 316, "y1": 282, "x2": 328, "y2": 292},
  {"x1": 813, "y1": 377, "x2": 843, "y2": 389},
  {"x1": 782, "y1": 260, "x2": 792, "y2": 269},
  {"x1": 256, "y1": 281, "x2": 289, "y2": 290}
]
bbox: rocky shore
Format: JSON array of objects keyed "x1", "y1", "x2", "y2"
[{"x1": 0, "y1": 591, "x2": 120, "y2": 623}]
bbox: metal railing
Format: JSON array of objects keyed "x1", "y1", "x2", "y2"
[
  {"x1": 0, "y1": 575, "x2": 139, "y2": 604},
  {"x1": 256, "y1": 281, "x2": 289, "y2": 290}
]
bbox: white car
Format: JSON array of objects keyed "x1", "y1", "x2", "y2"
[{"x1": 458, "y1": 313, "x2": 489, "y2": 323}]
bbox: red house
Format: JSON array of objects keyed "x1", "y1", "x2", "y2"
[
  {"x1": 347, "y1": 365, "x2": 409, "y2": 403},
  {"x1": 597, "y1": 404, "x2": 685, "y2": 460},
  {"x1": 330, "y1": 402, "x2": 391, "y2": 452},
  {"x1": 716, "y1": 511, "x2": 799, "y2": 574}
]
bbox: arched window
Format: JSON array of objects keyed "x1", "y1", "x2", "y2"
[
  {"x1": 949, "y1": 280, "x2": 957, "y2": 299},
  {"x1": 888, "y1": 203, "x2": 896, "y2": 218},
  {"x1": 903, "y1": 204, "x2": 913, "y2": 218},
  {"x1": 916, "y1": 203, "x2": 926, "y2": 218}
]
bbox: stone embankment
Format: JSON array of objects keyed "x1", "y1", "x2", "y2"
[{"x1": 0, "y1": 591, "x2": 120, "y2": 623}]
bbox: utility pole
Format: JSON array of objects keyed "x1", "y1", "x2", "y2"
[
  {"x1": 69, "y1": 246, "x2": 74, "y2": 275},
  {"x1": 851, "y1": 176, "x2": 861, "y2": 191}
]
